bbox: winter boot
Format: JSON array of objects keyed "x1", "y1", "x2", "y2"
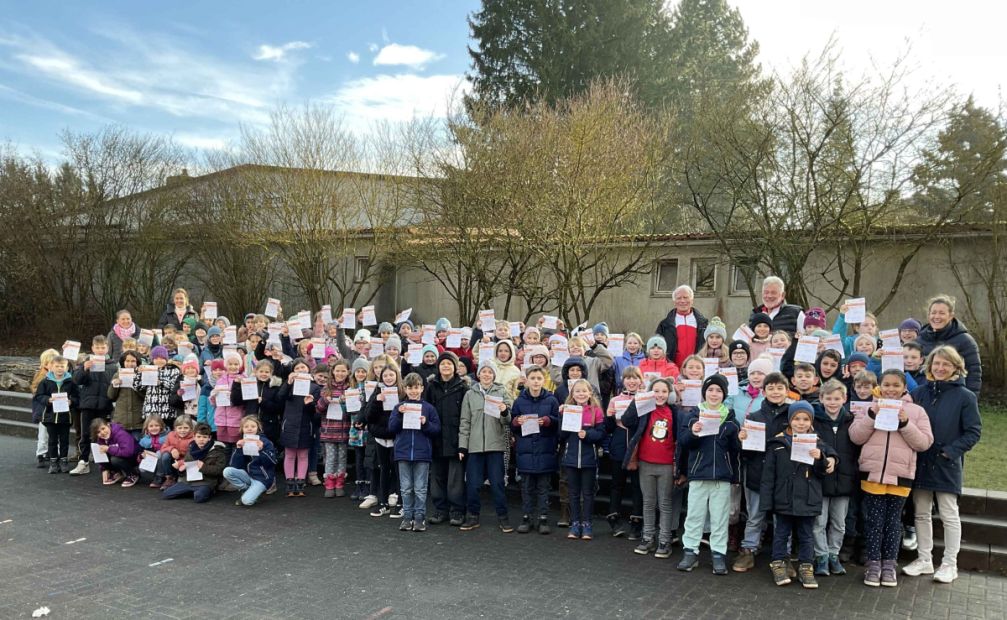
[
  {"x1": 295, "y1": 479, "x2": 306, "y2": 497},
  {"x1": 323, "y1": 474, "x2": 337, "y2": 498},
  {"x1": 335, "y1": 472, "x2": 346, "y2": 497},
  {"x1": 880, "y1": 560, "x2": 898, "y2": 587},
  {"x1": 286, "y1": 478, "x2": 296, "y2": 498},
  {"x1": 517, "y1": 515, "x2": 531, "y2": 534},
  {"x1": 798, "y1": 563, "x2": 819, "y2": 588},
  {"x1": 58, "y1": 458, "x2": 68, "y2": 473},
  {"x1": 349, "y1": 480, "x2": 361, "y2": 501},
  {"x1": 627, "y1": 516, "x2": 643, "y2": 541},
  {"x1": 864, "y1": 560, "x2": 882, "y2": 587},
  {"x1": 48, "y1": 458, "x2": 59, "y2": 474}
]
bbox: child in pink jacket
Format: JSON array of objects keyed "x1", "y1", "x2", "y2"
[{"x1": 849, "y1": 369, "x2": 933, "y2": 588}]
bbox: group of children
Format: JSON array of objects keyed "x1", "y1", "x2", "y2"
[{"x1": 30, "y1": 289, "x2": 982, "y2": 591}]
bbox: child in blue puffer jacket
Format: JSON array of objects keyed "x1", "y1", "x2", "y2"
[
  {"x1": 559, "y1": 378, "x2": 606, "y2": 541},
  {"x1": 510, "y1": 365, "x2": 560, "y2": 535},
  {"x1": 388, "y1": 373, "x2": 441, "y2": 532}
]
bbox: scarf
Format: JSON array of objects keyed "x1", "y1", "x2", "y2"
[
  {"x1": 113, "y1": 322, "x2": 135, "y2": 341},
  {"x1": 188, "y1": 438, "x2": 214, "y2": 462},
  {"x1": 745, "y1": 384, "x2": 761, "y2": 399}
]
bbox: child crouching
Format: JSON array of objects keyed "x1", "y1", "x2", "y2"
[
  {"x1": 91, "y1": 419, "x2": 140, "y2": 487},
  {"x1": 223, "y1": 416, "x2": 278, "y2": 507},
  {"x1": 162, "y1": 423, "x2": 228, "y2": 503}
]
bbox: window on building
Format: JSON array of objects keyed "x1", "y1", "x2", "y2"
[
  {"x1": 691, "y1": 258, "x2": 717, "y2": 295},
  {"x1": 354, "y1": 256, "x2": 370, "y2": 283},
  {"x1": 731, "y1": 261, "x2": 757, "y2": 295},
  {"x1": 652, "y1": 259, "x2": 679, "y2": 296}
]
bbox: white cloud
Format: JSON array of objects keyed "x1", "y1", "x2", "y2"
[
  {"x1": 17, "y1": 52, "x2": 143, "y2": 103},
  {"x1": 252, "y1": 40, "x2": 312, "y2": 62},
  {"x1": 346, "y1": 51, "x2": 360, "y2": 64},
  {"x1": 175, "y1": 133, "x2": 228, "y2": 150},
  {"x1": 368, "y1": 42, "x2": 379, "y2": 53},
  {"x1": 373, "y1": 43, "x2": 444, "y2": 69},
  {"x1": 327, "y1": 73, "x2": 468, "y2": 126}
]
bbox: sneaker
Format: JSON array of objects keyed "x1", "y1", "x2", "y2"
[
  {"x1": 69, "y1": 460, "x2": 90, "y2": 475},
  {"x1": 399, "y1": 519, "x2": 413, "y2": 532},
  {"x1": 902, "y1": 528, "x2": 918, "y2": 551},
  {"x1": 460, "y1": 515, "x2": 480, "y2": 531},
  {"x1": 149, "y1": 478, "x2": 162, "y2": 489},
  {"x1": 798, "y1": 563, "x2": 818, "y2": 589},
  {"x1": 370, "y1": 506, "x2": 390, "y2": 517},
  {"x1": 581, "y1": 522, "x2": 593, "y2": 540},
  {"x1": 389, "y1": 505, "x2": 404, "y2": 519},
  {"x1": 655, "y1": 542, "x2": 672, "y2": 559},
  {"x1": 567, "y1": 522, "x2": 582, "y2": 539},
  {"x1": 787, "y1": 561, "x2": 797, "y2": 579},
  {"x1": 265, "y1": 482, "x2": 277, "y2": 495},
  {"x1": 627, "y1": 518, "x2": 642, "y2": 541},
  {"x1": 612, "y1": 520, "x2": 628, "y2": 537},
  {"x1": 933, "y1": 563, "x2": 958, "y2": 584},
  {"x1": 677, "y1": 549, "x2": 699, "y2": 572},
  {"x1": 634, "y1": 539, "x2": 656, "y2": 555},
  {"x1": 103, "y1": 472, "x2": 122, "y2": 486},
  {"x1": 902, "y1": 558, "x2": 935, "y2": 576},
  {"x1": 814, "y1": 555, "x2": 830, "y2": 576},
  {"x1": 388, "y1": 493, "x2": 399, "y2": 507},
  {"x1": 881, "y1": 560, "x2": 898, "y2": 587},
  {"x1": 770, "y1": 560, "x2": 791, "y2": 586},
  {"x1": 121, "y1": 474, "x2": 139, "y2": 488},
  {"x1": 498, "y1": 516, "x2": 514, "y2": 533},
  {"x1": 428, "y1": 513, "x2": 445, "y2": 525},
  {"x1": 828, "y1": 554, "x2": 846, "y2": 575},
  {"x1": 863, "y1": 560, "x2": 881, "y2": 587},
  {"x1": 732, "y1": 549, "x2": 755, "y2": 572},
  {"x1": 218, "y1": 480, "x2": 238, "y2": 492},
  {"x1": 538, "y1": 517, "x2": 551, "y2": 535},
  {"x1": 359, "y1": 495, "x2": 378, "y2": 509},
  {"x1": 413, "y1": 519, "x2": 427, "y2": 532},
  {"x1": 517, "y1": 515, "x2": 531, "y2": 534},
  {"x1": 712, "y1": 552, "x2": 728, "y2": 575},
  {"x1": 36, "y1": 455, "x2": 47, "y2": 468},
  {"x1": 449, "y1": 515, "x2": 465, "y2": 527},
  {"x1": 307, "y1": 472, "x2": 322, "y2": 486}
]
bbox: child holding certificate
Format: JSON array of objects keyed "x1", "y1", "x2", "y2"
[
  {"x1": 558, "y1": 379, "x2": 605, "y2": 540},
  {"x1": 511, "y1": 365, "x2": 560, "y2": 535},
  {"x1": 387, "y1": 373, "x2": 440, "y2": 532}
]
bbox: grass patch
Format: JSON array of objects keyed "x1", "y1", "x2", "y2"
[{"x1": 966, "y1": 405, "x2": 1007, "y2": 491}]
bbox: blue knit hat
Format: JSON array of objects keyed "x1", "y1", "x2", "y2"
[
  {"x1": 788, "y1": 400, "x2": 815, "y2": 423},
  {"x1": 420, "y1": 344, "x2": 439, "y2": 360},
  {"x1": 207, "y1": 326, "x2": 222, "y2": 337},
  {"x1": 592, "y1": 322, "x2": 609, "y2": 336},
  {"x1": 435, "y1": 318, "x2": 451, "y2": 332},
  {"x1": 847, "y1": 352, "x2": 871, "y2": 368}
]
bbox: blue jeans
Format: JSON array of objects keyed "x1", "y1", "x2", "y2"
[
  {"x1": 223, "y1": 467, "x2": 267, "y2": 506},
  {"x1": 157, "y1": 452, "x2": 177, "y2": 478},
  {"x1": 773, "y1": 513, "x2": 815, "y2": 563},
  {"x1": 162, "y1": 481, "x2": 215, "y2": 503},
  {"x1": 398, "y1": 460, "x2": 430, "y2": 522},
  {"x1": 465, "y1": 451, "x2": 508, "y2": 517}
]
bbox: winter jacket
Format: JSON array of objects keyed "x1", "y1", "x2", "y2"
[
  {"x1": 97, "y1": 422, "x2": 139, "y2": 460},
  {"x1": 760, "y1": 432, "x2": 835, "y2": 517},
  {"x1": 160, "y1": 430, "x2": 193, "y2": 458},
  {"x1": 211, "y1": 373, "x2": 245, "y2": 435},
  {"x1": 510, "y1": 388, "x2": 560, "y2": 474},
  {"x1": 612, "y1": 350, "x2": 645, "y2": 392},
  {"x1": 458, "y1": 382, "x2": 513, "y2": 453},
  {"x1": 108, "y1": 382, "x2": 144, "y2": 431},
  {"x1": 228, "y1": 436, "x2": 277, "y2": 488},
  {"x1": 184, "y1": 440, "x2": 228, "y2": 487},
  {"x1": 491, "y1": 340, "x2": 523, "y2": 396},
  {"x1": 679, "y1": 406, "x2": 741, "y2": 483},
  {"x1": 138, "y1": 430, "x2": 168, "y2": 452},
  {"x1": 135, "y1": 365, "x2": 181, "y2": 424},
  {"x1": 106, "y1": 323, "x2": 142, "y2": 360},
  {"x1": 423, "y1": 374, "x2": 469, "y2": 457},
  {"x1": 168, "y1": 374, "x2": 201, "y2": 420},
  {"x1": 34, "y1": 372, "x2": 79, "y2": 425},
  {"x1": 656, "y1": 307, "x2": 709, "y2": 362},
  {"x1": 812, "y1": 406, "x2": 859, "y2": 497},
  {"x1": 388, "y1": 400, "x2": 441, "y2": 462},
  {"x1": 638, "y1": 356, "x2": 681, "y2": 380},
  {"x1": 559, "y1": 404, "x2": 606, "y2": 469},
  {"x1": 278, "y1": 381, "x2": 321, "y2": 450},
  {"x1": 910, "y1": 378, "x2": 982, "y2": 494},
  {"x1": 72, "y1": 356, "x2": 118, "y2": 412},
  {"x1": 316, "y1": 380, "x2": 351, "y2": 443},
  {"x1": 196, "y1": 380, "x2": 217, "y2": 432},
  {"x1": 849, "y1": 399, "x2": 933, "y2": 487},
  {"x1": 360, "y1": 386, "x2": 396, "y2": 440},
  {"x1": 739, "y1": 401, "x2": 776, "y2": 492},
  {"x1": 604, "y1": 392, "x2": 638, "y2": 465},
  {"x1": 831, "y1": 313, "x2": 863, "y2": 358},
  {"x1": 553, "y1": 357, "x2": 590, "y2": 404},
  {"x1": 750, "y1": 303, "x2": 802, "y2": 337},
  {"x1": 157, "y1": 304, "x2": 198, "y2": 331},
  {"x1": 731, "y1": 387, "x2": 764, "y2": 426},
  {"x1": 233, "y1": 376, "x2": 284, "y2": 428},
  {"x1": 199, "y1": 342, "x2": 224, "y2": 368},
  {"x1": 917, "y1": 318, "x2": 982, "y2": 394}
]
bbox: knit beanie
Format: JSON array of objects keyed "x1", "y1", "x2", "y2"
[
  {"x1": 847, "y1": 352, "x2": 870, "y2": 368},
  {"x1": 702, "y1": 373, "x2": 729, "y2": 399},
  {"x1": 378, "y1": 322, "x2": 394, "y2": 335},
  {"x1": 353, "y1": 329, "x2": 371, "y2": 344},
  {"x1": 351, "y1": 357, "x2": 371, "y2": 375},
  {"x1": 207, "y1": 326, "x2": 222, "y2": 338},
  {"x1": 151, "y1": 346, "x2": 169, "y2": 361},
  {"x1": 524, "y1": 326, "x2": 540, "y2": 339},
  {"x1": 788, "y1": 400, "x2": 815, "y2": 423},
  {"x1": 748, "y1": 355, "x2": 774, "y2": 376},
  {"x1": 899, "y1": 318, "x2": 922, "y2": 332},
  {"x1": 803, "y1": 307, "x2": 827, "y2": 330},
  {"x1": 181, "y1": 358, "x2": 200, "y2": 374},
  {"x1": 749, "y1": 312, "x2": 773, "y2": 331},
  {"x1": 728, "y1": 340, "x2": 750, "y2": 359},
  {"x1": 460, "y1": 327, "x2": 473, "y2": 341},
  {"x1": 210, "y1": 359, "x2": 226, "y2": 372},
  {"x1": 385, "y1": 335, "x2": 402, "y2": 352},
  {"x1": 437, "y1": 351, "x2": 459, "y2": 367},
  {"x1": 194, "y1": 321, "x2": 209, "y2": 334},
  {"x1": 434, "y1": 318, "x2": 451, "y2": 332},
  {"x1": 182, "y1": 316, "x2": 197, "y2": 331},
  {"x1": 646, "y1": 335, "x2": 668, "y2": 354},
  {"x1": 420, "y1": 344, "x2": 439, "y2": 361},
  {"x1": 592, "y1": 322, "x2": 609, "y2": 336},
  {"x1": 704, "y1": 316, "x2": 728, "y2": 341},
  {"x1": 477, "y1": 359, "x2": 497, "y2": 378},
  {"x1": 216, "y1": 316, "x2": 231, "y2": 327}
]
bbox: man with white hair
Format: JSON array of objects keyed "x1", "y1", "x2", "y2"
[
  {"x1": 656, "y1": 285, "x2": 709, "y2": 367},
  {"x1": 749, "y1": 276, "x2": 804, "y2": 337}
]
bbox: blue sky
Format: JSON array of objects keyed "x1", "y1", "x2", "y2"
[
  {"x1": 0, "y1": 0, "x2": 479, "y2": 159},
  {"x1": 1, "y1": 1, "x2": 1004, "y2": 163}
]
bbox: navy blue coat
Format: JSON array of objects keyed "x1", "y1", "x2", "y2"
[
  {"x1": 559, "y1": 405, "x2": 606, "y2": 469},
  {"x1": 678, "y1": 409, "x2": 741, "y2": 483},
  {"x1": 33, "y1": 373, "x2": 79, "y2": 425},
  {"x1": 760, "y1": 433, "x2": 835, "y2": 517},
  {"x1": 510, "y1": 388, "x2": 560, "y2": 474},
  {"x1": 278, "y1": 382, "x2": 321, "y2": 450},
  {"x1": 910, "y1": 377, "x2": 982, "y2": 494},
  {"x1": 812, "y1": 406, "x2": 859, "y2": 497},
  {"x1": 228, "y1": 435, "x2": 277, "y2": 488},
  {"x1": 917, "y1": 318, "x2": 982, "y2": 394},
  {"x1": 388, "y1": 400, "x2": 441, "y2": 462}
]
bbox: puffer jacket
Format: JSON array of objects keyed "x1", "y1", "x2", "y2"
[
  {"x1": 739, "y1": 399, "x2": 788, "y2": 492},
  {"x1": 228, "y1": 436, "x2": 277, "y2": 487},
  {"x1": 613, "y1": 349, "x2": 645, "y2": 391},
  {"x1": 559, "y1": 404, "x2": 606, "y2": 469},
  {"x1": 553, "y1": 357, "x2": 590, "y2": 404},
  {"x1": 316, "y1": 380, "x2": 352, "y2": 443},
  {"x1": 72, "y1": 357, "x2": 118, "y2": 412},
  {"x1": 160, "y1": 430, "x2": 194, "y2": 457},
  {"x1": 910, "y1": 377, "x2": 982, "y2": 494},
  {"x1": 510, "y1": 387, "x2": 560, "y2": 474},
  {"x1": 278, "y1": 381, "x2": 321, "y2": 450},
  {"x1": 812, "y1": 406, "x2": 859, "y2": 497},
  {"x1": 917, "y1": 318, "x2": 982, "y2": 394},
  {"x1": 458, "y1": 382, "x2": 513, "y2": 453},
  {"x1": 34, "y1": 372, "x2": 79, "y2": 425},
  {"x1": 135, "y1": 365, "x2": 181, "y2": 424},
  {"x1": 211, "y1": 373, "x2": 245, "y2": 434},
  {"x1": 849, "y1": 399, "x2": 933, "y2": 487},
  {"x1": 388, "y1": 400, "x2": 441, "y2": 462},
  {"x1": 97, "y1": 422, "x2": 139, "y2": 459},
  {"x1": 360, "y1": 384, "x2": 397, "y2": 440},
  {"x1": 760, "y1": 432, "x2": 835, "y2": 517},
  {"x1": 423, "y1": 374, "x2": 469, "y2": 457},
  {"x1": 678, "y1": 406, "x2": 741, "y2": 483}
]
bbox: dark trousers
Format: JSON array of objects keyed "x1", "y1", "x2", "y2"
[
  {"x1": 465, "y1": 451, "x2": 508, "y2": 517},
  {"x1": 862, "y1": 492, "x2": 906, "y2": 561},
  {"x1": 44, "y1": 422, "x2": 71, "y2": 458},
  {"x1": 162, "y1": 481, "x2": 214, "y2": 503},
  {"x1": 103, "y1": 456, "x2": 136, "y2": 475},
  {"x1": 608, "y1": 458, "x2": 642, "y2": 518},
  {"x1": 520, "y1": 472, "x2": 551, "y2": 518},
  {"x1": 353, "y1": 445, "x2": 368, "y2": 483},
  {"x1": 371, "y1": 443, "x2": 396, "y2": 506},
  {"x1": 567, "y1": 466, "x2": 597, "y2": 525},
  {"x1": 77, "y1": 408, "x2": 109, "y2": 462},
  {"x1": 773, "y1": 514, "x2": 815, "y2": 563},
  {"x1": 430, "y1": 456, "x2": 465, "y2": 518}
]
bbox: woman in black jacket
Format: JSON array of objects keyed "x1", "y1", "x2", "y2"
[
  {"x1": 916, "y1": 295, "x2": 982, "y2": 394},
  {"x1": 157, "y1": 288, "x2": 199, "y2": 331}
]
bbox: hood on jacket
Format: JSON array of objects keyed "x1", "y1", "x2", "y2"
[
  {"x1": 813, "y1": 405, "x2": 851, "y2": 425},
  {"x1": 561, "y1": 356, "x2": 589, "y2": 383},
  {"x1": 493, "y1": 339, "x2": 517, "y2": 367}
]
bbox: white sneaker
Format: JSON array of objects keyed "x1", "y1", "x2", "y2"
[
  {"x1": 388, "y1": 493, "x2": 399, "y2": 507},
  {"x1": 933, "y1": 563, "x2": 958, "y2": 583},
  {"x1": 902, "y1": 558, "x2": 934, "y2": 576},
  {"x1": 359, "y1": 495, "x2": 378, "y2": 509},
  {"x1": 69, "y1": 460, "x2": 90, "y2": 475},
  {"x1": 902, "y1": 532, "x2": 918, "y2": 551}
]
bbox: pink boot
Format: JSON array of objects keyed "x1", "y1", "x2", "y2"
[
  {"x1": 323, "y1": 474, "x2": 337, "y2": 498},
  {"x1": 335, "y1": 472, "x2": 347, "y2": 497}
]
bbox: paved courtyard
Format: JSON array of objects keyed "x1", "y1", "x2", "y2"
[{"x1": 0, "y1": 435, "x2": 1003, "y2": 620}]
